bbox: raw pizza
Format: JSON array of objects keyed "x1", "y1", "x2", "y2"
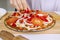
[{"x1": 5, "y1": 10, "x2": 55, "y2": 31}]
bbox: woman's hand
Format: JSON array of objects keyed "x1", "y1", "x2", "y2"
[{"x1": 10, "y1": 0, "x2": 30, "y2": 11}]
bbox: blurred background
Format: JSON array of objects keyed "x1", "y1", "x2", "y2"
[
  {"x1": 0, "y1": 0, "x2": 14, "y2": 11},
  {"x1": 0, "y1": 0, "x2": 32, "y2": 11},
  {"x1": 0, "y1": 0, "x2": 60, "y2": 11}
]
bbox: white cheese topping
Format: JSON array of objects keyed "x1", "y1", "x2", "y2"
[
  {"x1": 15, "y1": 19, "x2": 26, "y2": 27},
  {"x1": 37, "y1": 14, "x2": 44, "y2": 16},
  {"x1": 26, "y1": 26, "x2": 37, "y2": 30},
  {"x1": 15, "y1": 12, "x2": 53, "y2": 30},
  {"x1": 17, "y1": 14, "x2": 23, "y2": 18},
  {"x1": 26, "y1": 27, "x2": 31, "y2": 30},
  {"x1": 43, "y1": 15, "x2": 52, "y2": 25},
  {"x1": 15, "y1": 18, "x2": 39, "y2": 30}
]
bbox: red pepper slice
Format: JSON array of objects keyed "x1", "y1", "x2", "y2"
[
  {"x1": 24, "y1": 8, "x2": 30, "y2": 13},
  {"x1": 36, "y1": 15, "x2": 48, "y2": 22},
  {"x1": 19, "y1": 19, "x2": 24, "y2": 23},
  {"x1": 12, "y1": 12, "x2": 20, "y2": 16},
  {"x1": 11, "y1": 23, "x2": 16, "y2": 27}
]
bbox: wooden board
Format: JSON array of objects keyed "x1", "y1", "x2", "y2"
[{"x1": 0, "y1": 12, "x2": 60, "y2": 34}]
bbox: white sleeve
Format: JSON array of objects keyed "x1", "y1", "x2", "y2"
[
  {"x1": 26, "y1": 0, "x2": 32, "y2": 9},
  {"x1": 55, "y1": 0, "x2": 60, "y2": 11},
  {"x1": 32, "y1": 0, "x2": 41, "y2": 10},
  {"x1": 40, "y1": 0, "x2": 56, "y2": 11},
  {"x1": 31, "y1": 0, "x2": 57, "y2": 11}
]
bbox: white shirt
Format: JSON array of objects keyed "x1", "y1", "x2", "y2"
[{"x1": 27, "y1": 0, "x2": 60, "y2": 11}]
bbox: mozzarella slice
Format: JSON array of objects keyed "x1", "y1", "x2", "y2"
[
  {"x1": 43, "y1": 15, "x2": 53, "y2": 25},
  {"x1": 37, "y1": 14, "x2": 44, "y2": 16}
]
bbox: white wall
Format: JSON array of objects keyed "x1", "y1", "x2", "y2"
[
  {"x1": 0, "y1": 0, "x2": 7, "y2": 10},
  {"x1": 7, "y1": 0, "x2": 15, "y2": 11},
  {"x1": 0, "y1": 0, "x2": 14, "y2": 11}
]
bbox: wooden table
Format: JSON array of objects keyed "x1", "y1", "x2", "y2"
[{"x1": 0, "y1": 12, "x2": 60, "y2": 34}]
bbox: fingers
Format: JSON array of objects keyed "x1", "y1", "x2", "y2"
[
  {"x1": 13, "y1": 0, "x2": 20, "y2": 10},
  {"x1": 16, "y1": 0, "x2": 23, "y2": 10},
  {"x1": 10, "y1": 0, "x2": 19, "y2": 10},
  {"x1": 10, "y1": 0, "x2": 13, "y2": 4},
  {"x1": 10, "y1": 0, "x2": 30, "y2": 11},
  {"x1": 21, "y1": 0, "x2": 30, "y2": 10},
  {"x1": 10, "y1": 0, "x2": 14, "y2": 7}
]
